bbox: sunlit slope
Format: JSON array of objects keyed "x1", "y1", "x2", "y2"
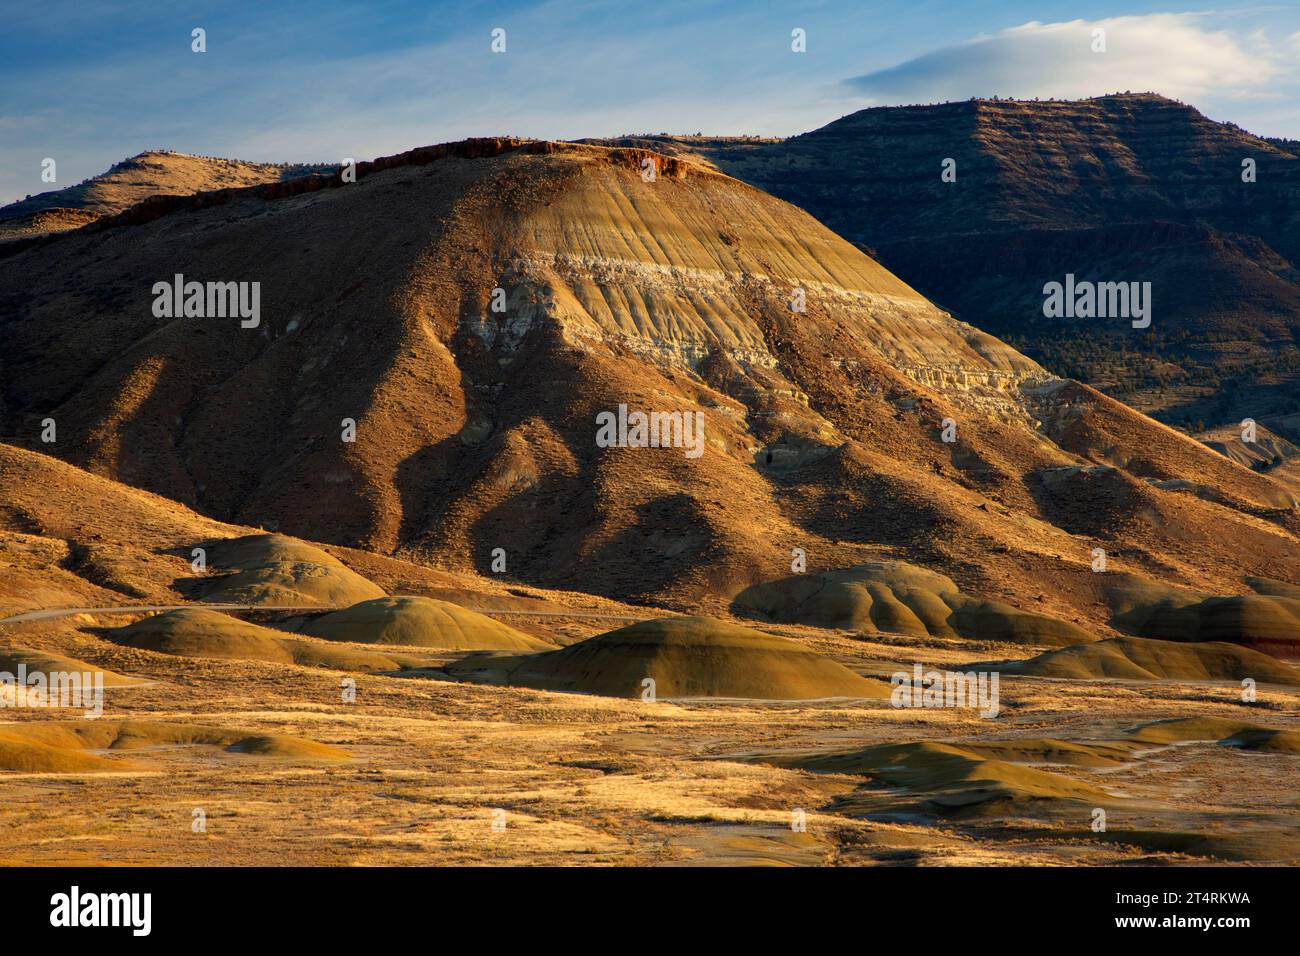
[{"x1": 0, "y1": 150, "x2": 329, "y2": 241}]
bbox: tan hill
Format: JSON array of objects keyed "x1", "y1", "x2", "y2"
[
  {"x1": 999, "y1": 636, "x2": 1300, "y2": 684},
  {"x1": 758, "y1": 719, "x2": 1300, "y2": 856},
  {"x1": 763, "y1": 739, "x2": 1114, "y2": 817},
  {"x1": 297, "y1": 596, "x2": 551, "y2": 650},
  {"x1": 0, "y1": 718, "x2": 348, "y2": 773},
  {"x1": 107, "y1": 607, "x2": 432, "y2": 671},
  {"x1": 1114, "y1": 593, "x2": 1300, "y2": 659},
  {"x1": 0, "y1": 150, "x2": 330, "y2": 242},
  {"x1": 0, "y1": 441, "x2": 578, "y2": 614},
  {"x1": 1, "y1": 432, "x2": 1296, "y2": 864},
  {"x1": 0, "y1": 444, "x2": 384, "y2": 608},
  {"x1": 3, "y1": 138, "x2": 1300, "y2": 631},
  {"x1": 1246, "y1": 575, "x2": 1300, "y2": 599},
  {"x1": 0, "y1": 646, "x2": 142, "y2": 686},
  {"x1": 0, "y1": 207, "x2": 101, "y2": 242},
  {"x1": 593, "y1": 95, "x2": 1300, "y2": 429},
  {"x1": 1200, "y1": 421, "x2": 1300, "y2": 473},
  {"x1": 0, "y1": 646, "x2": 145, "y2": 709},
  {"x1": 763, "y1": 718, "x2": 1300, "y2": 806},
  {"x1": 183, "y1": 534, "x2": 385, "y2": 607},
  {"x1": 734, "y1": 561, "x2": 1097, "y2": 646},
  {"x1": 447, "y1": 615, "x2": 888, "y2": 700},
  {"x1": 0, "y1": 530, "x2": 131, "y2": 611},
  {"x1": 0, "y1": 442, "x2": 258, "y2": 605},
  {"x1": 1127, "y1": 716, "x2": 1300, "y2": 752}
]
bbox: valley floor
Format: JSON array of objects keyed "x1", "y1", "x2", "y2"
[{"x1": 2, "y1": 612, "x2": 1296, "y2": 867}]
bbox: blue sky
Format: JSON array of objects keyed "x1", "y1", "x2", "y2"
[{"x1": 2, "y1": 1, "x2": 1299, "y2": 204}]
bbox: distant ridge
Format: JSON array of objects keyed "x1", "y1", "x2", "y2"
[
  {"x1": 0, "y1": 150, "x2": 334, "y2": 243},
  {"x1": 590, "y1": 93, "x2": 1300, "y2": 433}
]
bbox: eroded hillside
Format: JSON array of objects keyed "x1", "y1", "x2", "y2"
[
  {"x1": 2, "y1": 138, "x2": 1298, "y2": 629},
  {"x1": 592, "y1": 95, "x2": 1300, "y2": 430}
]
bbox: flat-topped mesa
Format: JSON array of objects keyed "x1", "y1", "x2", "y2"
[{"x1": 607, "y1": 95, "x2": 1300, "y2": 428}]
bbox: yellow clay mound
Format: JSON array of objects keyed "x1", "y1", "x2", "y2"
[
  {"x1": 767, "y1": 740, "x2": 1112, "y2": 815},
  {"x1": 452, "y1": 615, "x2": 890, "y2": 700},
  {"x1": 298, "y1": 596, "x2": 551, "y2": 651},
  {"x1": 734, "y1": 561, "x2": 1095, "y2": 647},
  {"x1": 1003, "y1": 636, "x2": 1300, "y2": 684},
  {"x1": 1246, "y1": 576, "x2": 1300, "y2": 600},
  {"x1": 111, "y1": 609, "x2": 294, "y2": 662},
  {"x1": 222, "y1": 735, "x2": 353, "y2": 760},
  {"x1": 110, "y1": 608, "x2": 424, "y2": 672},
  {"x1": 0, "y1": 718, "x2": 349, "y2": 773},
  {"x1": 957, "y1": 738, "x2": 1139, "y2": 768},
  {"x1": 1127, "y1": 717, "x2": 1300, "y2": 753},
  {"x1": 188, "y1": 534, "x2": 384, "y2": 606},
  {"x1": 0, "y1": 647, "x2": 144, "y2": 688},
  {"x1": 763, "y1": 716, "x2": 1300, "y2": 819},
  {"x1": 0, "y1": 739, "x2": 133, "y2": 773},
  {"x1": 1086, "y1": 828, "x2": 1300, "y2": 863},
  {"x1": 945, "y1": 600, "x2": 1096, "y2": 647},
  {"x1": 1115, "y1": 592, "x2": 1300, "y2": 658}
]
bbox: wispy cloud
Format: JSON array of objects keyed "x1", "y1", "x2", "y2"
[
  {"x1": 3, "y1": 4, "x2": 1300, "y2": 206},
  {"x1": 846, "y1": 14, "x2": 1287, "y2": 104},
  {"x1": 0, "y1": 0, "x2": 860, "y2": 203}
]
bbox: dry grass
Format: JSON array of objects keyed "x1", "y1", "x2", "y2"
[{"x1": 2, "y1": 608, "x2": 1297, "y2": 866}]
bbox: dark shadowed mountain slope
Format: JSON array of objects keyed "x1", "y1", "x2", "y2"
[{"x1": 590, "y1": 94, "x2": 1300, "y2": 432}]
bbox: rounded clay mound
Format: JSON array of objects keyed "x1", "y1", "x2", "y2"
[
  {"x1": 0, "y1": 718, "x2": 349, "y2": 773},
  {"x1": 943, "y1": 600, "x2": 1095, "y2": 647},
  {"x1": 1115, "y1": 594, "x2": 1300, "y2": 658},
  {"x1": 1003, "y1": 637, "x2": 1300, "y2": 684},
  {"x1": 491, "y1": 615, "x2": 889, "y2": 700},
  {"x1": 0, "y1": 647, "x2": 144, "y2": 689},
  {"x1": 734, "y1": 562, "x2": 1095, "y2": 646},
  {"x1": 297, "y1": 596, "x2": 552, "y2": 651},
  {"x1": 766, "y1": 740, "x2": 1112, "y2": 817},
  {"x1": 190, "y1": 534, "x2": 385, "y2": 607},
  {"x1": 1245, "y1": 576, "x2": 1300, "y2": 600},
  {"x1": 109, "y1": 608, "x2": 419, "y2": 671},
  {"x1": 1127, "y1": 717, "x2": 1300, "y2": 754},
  {"x1": 113, "y1": 608, "x2": 298, "y2": 663}
]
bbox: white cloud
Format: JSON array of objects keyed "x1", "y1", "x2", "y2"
[{"x1": 847, "y1": 14, "x2": 1286, "y2": 104}]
